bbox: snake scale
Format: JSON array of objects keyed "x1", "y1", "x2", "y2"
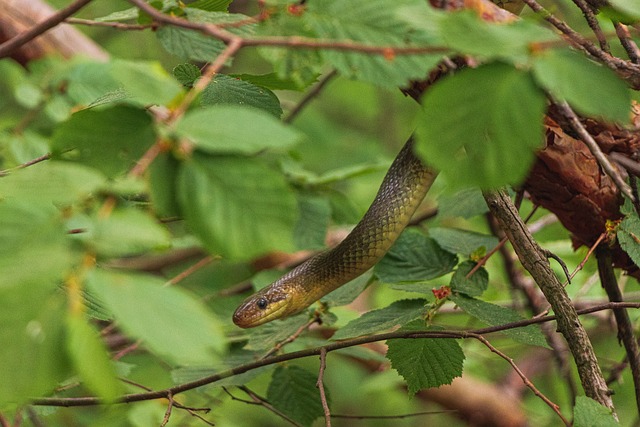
[{"x1": 233, "y1": 139, "x2": 437, "y2": 328}]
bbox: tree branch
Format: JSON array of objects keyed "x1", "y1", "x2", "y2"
[
  {"x1": 30, "y1": 301, "x2": 640, "y2": 408},
  {"x1": 596, "y1": 246, "x2": 640, "y2": 415},
  {"x1": 613, "y1": 21, "x2": 640, "y2": 64},
  {"x1": 522, "y1": 0, "x2": 640, "y2": 88},
  {"x1": 571, "y1": 0, "x2": 609, "y2": 52},
  {"x1": 554, "y1": 100, "x2": 633, "y2": 201},
  {"x1": 483, "y1": 189, "x2": 616, "y2": 413},
  {"x1": 127, "y1": 0, "x2": 449, "y2": 57},
  {"x1": 0, "y1": 0, "x2": 94, "y2": 58}
]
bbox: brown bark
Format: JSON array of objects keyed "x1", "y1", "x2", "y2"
[
  {"x1": 484, "y1": 189, "x2": 615, "y2": 412},
  {"x1": 420, "y1": 376, "x2": 528, "y2": 427},
  {"x1": 0, "y1": 0, "x2": 107, "y2": 64}
]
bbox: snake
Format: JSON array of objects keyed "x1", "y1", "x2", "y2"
[{"x1": 232, "y1": 138, "x2": 437, "y2": 328}]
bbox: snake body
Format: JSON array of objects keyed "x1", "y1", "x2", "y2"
[{"x1": 232, "y1": 139, "x2": 437, "y2": 328}]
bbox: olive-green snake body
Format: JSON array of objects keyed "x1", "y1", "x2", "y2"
[{"x1": 233, "y1": 139, "x2": 437, "y2": 328}]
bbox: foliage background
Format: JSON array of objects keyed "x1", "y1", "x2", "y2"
[{"x1": 1, "y1": 0, "x2": 639, "y2": 426}]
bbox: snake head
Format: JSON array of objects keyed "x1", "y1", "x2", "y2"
[{"x1": 232, "y1": 279, "x2": 303, "y2": 328}]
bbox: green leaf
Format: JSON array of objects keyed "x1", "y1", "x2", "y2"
[
  {"x1": 109, "y1": 59, "x2": 183, "y2": 106},
  {"x1": 244, "y1": 313, "x2": 310, "y2": 351},
  {"x1": 450, "y1": 261, "x2": 488, "y2": 297},
  {"x1": 439, "y1": 11, "x2": 558, "y2": 64},
  {"x1": 0, "y1": 161, "x2": 105, "y2": 206},
  {"x1": 148, "y1": 151, "x2": 181, "y2": 218},
  {"x1": 375, "y1": 229, "x2": 458, "y2": 283},
  {"x1": 86, "y1": 269, "x2": 226, "y2": 365},
  {"x1": 0, "y1": 201, "x2": 75, "y2": 289},
  {"x1": 4, "y1": 132, "x2": 46, "y2": 168},
  {"x1": 87, "y1": 88, "x2": 129, "y2": 108},
  {"x1": 257, "y1": 11, "x2": 325, "y2": 88},
  {"x1": 90, "y1": 207, "x2": 171, "y2": 257},
  {"x1": 617, "y1": 200, "x2": 640, "y2": 266},
  {"x1": 429, "y1": 227, "x2": 499, "y2": 257},
  {"x1": 304, "y1": 0, "x2": 443, "y2": 87},
  {"x1": 171, "y1": 350, "x2": 269, "y2": 387},
  {"x1": 386, "y1": 321, "x2": 464, "y2": 394},
  {"x1": 267, "y1": 366, "x2": 327, "y2": 427},
  {"x1": 450, "y1": 294, "x2": 548, "y2": 348},
  {"x1": 177, "y1": 153, "x2": 298, "y2": 259},
  {"x1": 532, "y1": 48, "x2": 630, "y2": 123},
  {"x1": 50, "y1": 105, "x2": 156, "y2": 178},
  {"x1": 332, "y1": 299, "x2": 426, "y2": 340},
  {"x1": 573, "y1": 396, "x2": 619, "y2": 427},
  {"x1": 294, "y1": 193, "x2": 331, "y2": 250},
  {"x1": 95, "y1": 7, "x2": 138, "y2": 22},
  {"x1": 437, "y1": 188, "x2": 488, "y2": 219},
  {"x1": 395, "y1": 3, "x2": 446, "y2": 44},
  {"x1": 157, "y1": 26, "x2": 225, "y2": 62},
  {"x1": 186, "y1": 0, "x2": 233, "y2": 12},
  {"x1": 65, "y1": 313, "x2": 124, "y2": 401},
  {"x1": 200, "y1": 74, "x2": 283, "y2": 117},
  {"x1": 231, "y1": 72, "x2": 313, "y2": 91},
  {"x1": 157, "y1": 10, "x2": 253, "y2": 62},
  {"x1": 608, "y1": 0, "x2": 640, "y2": 20},
  {"x1": 62, "y1": 59, "x2": 121, "y2": 107},
  {"x1": 0, "y1": 288, "x2": 69, "y2": 406},
  {"x1": 321, "y1": 270, "x2": 372, "y2": 307},
  {"x1": 173, "y1": 63, "x2": 201, "y2": 87},
  {"x1": 415, "y1": 63, "x2": 546, "y2": 189},
  {"x1": 177, "y1": 106, "x2": 299, "y2": 155}
]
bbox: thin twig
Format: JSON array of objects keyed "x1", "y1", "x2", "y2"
[
  {"x1": 30, "y1": 301, "x2": 640, "y2": 408},
  {"x1": 610, "y1": 152, "x2": 640, "y2": 178},
  {"x1": 0, "y1": 0, "x2": 95, "y2": 58},
  {"x1": 629, "y1": 175, "x2": 640, "y2": 217},
  {"x1": 465, "y1": 205, "x2": 540, "y2": 279},
  {"x1": 316, "y1": 348, "x2": 332, "y2": 427},
  {"x1": 26, "y1": 407, "x2": 46, "y2": 427},
  {"x1": 609, "y1": 153, "x2": 640, "y2": 215},
  {"x1": 555, "y1": 101, "x2": 633, "y2": 201},
  {"x1": 284, "y1": 70, "x2": 338, "y2": 124},
  {"x1": 471, "y1": 333, "x2": 571, "y2": 426},
  {"x1": 0, "y1": 412, "x2": 12, "y2": 427},
  {"x1": 613, "y1": 22, "x2": 640, "y2": 64},
  {"x1": 261, "y1": 316, "x2": 321, "y2": 359},
  {"x1": 128, "y1": 141, "x2": 164, "y2": 178},
  {"x1": 0, "y1": 153, "x2": 51, "y2": 177},
  {"x1": 119, "y1": 378, "x2": 152, "y2": 392},
  {"x1": 112, "y1": 339, "x2": 141, "y2": 361},
  {"x1": 331, "y1": 410, "x2": 456, "y2": 419},
  {"x1": 172, "y1": 403, "x2": 214, "y2": 426},
  {"x1": 237, "y1": 386, "x2": 304, "y2": 427},
  {"x1": 65, "y1": 17, "x2": 153, "y2": 30},
  {"x1": 127, "y1": 0, "x2": 449, "y2": 57},
  {"x1": 565, "y1": 232, "x2": 607, "y2": 285},
  {"x1": 160, "y1": 392, "x2": 174, "y2": 427},
  {"x1": 167, "y1": 37, "x2": 243, "y2": 125},
  {"x1": 165, "y1": 255, "x2": 216, "y2": 287},
  {"x1": 521, "y1": 0, "x2": 640, "y2": 83},
  {"x1": 571, "y1": 0, "x2": 610, "y2": 52},
  {"x1": 596, "y1": 246, "x2": 640, "y2": 415}
]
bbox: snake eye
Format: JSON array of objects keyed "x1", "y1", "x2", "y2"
[{"x1": 256, "y1": 297, "x2": 268, "y2": 310}]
